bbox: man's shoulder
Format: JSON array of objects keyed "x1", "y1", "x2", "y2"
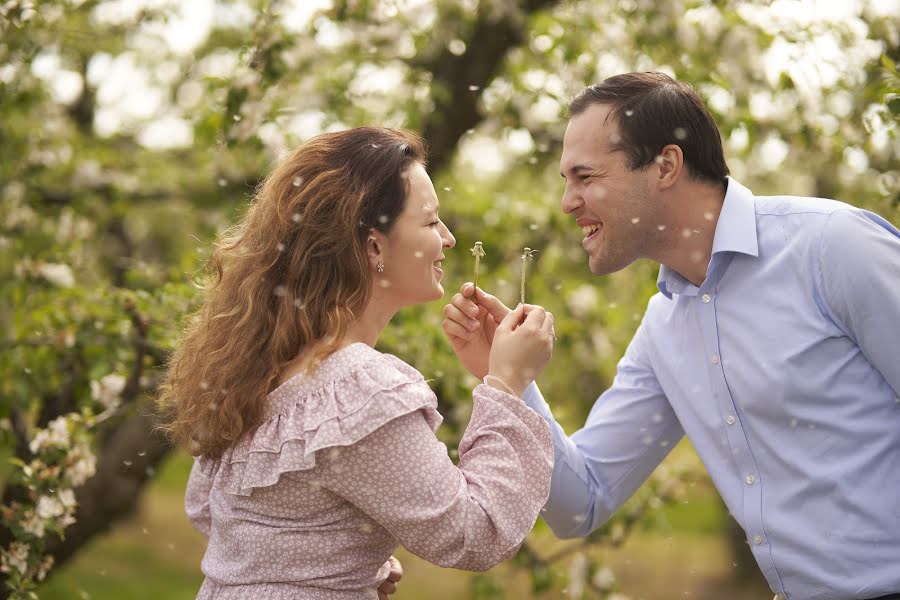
[
  {"x1": 752, "y1": 192, "x2": 857, "y2": 220},
  {"x1": 644, "y1": 291, "x2": 674, "y2": 320}
]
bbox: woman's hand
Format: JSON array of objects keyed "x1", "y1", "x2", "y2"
[
  {"x1": 442, "y1": 283, "x2": 510, "y2": 379},
  {"x1": 487, "y1": 303, "x2": 555, "y2": 396},
  {"x1": 377, "y1": 555, "x2": 403, "y2": 600}
]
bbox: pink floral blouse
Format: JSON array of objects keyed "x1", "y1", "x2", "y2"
[{"x1": 185, "y1": 342, "x2": 552, "y2": 599}]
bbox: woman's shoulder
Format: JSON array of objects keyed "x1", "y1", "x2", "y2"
[
  {"x1": 200, "y1": 343, "x2": 441, "y2": 495},
  {"x1": 267, "y1": 343, "x2": 428, "y2": 415}
]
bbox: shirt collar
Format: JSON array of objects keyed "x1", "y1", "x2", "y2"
[{"x1": 657, "y1": 177, "x2": 759, "y2": 298}]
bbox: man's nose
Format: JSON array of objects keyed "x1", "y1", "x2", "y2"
[{"x1": 561, "y1": 184, "x2": 582, "y2": 215}]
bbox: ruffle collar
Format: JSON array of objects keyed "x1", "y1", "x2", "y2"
[{"x1": 199, "y1": 343, "x2": 442, "y2": 496}]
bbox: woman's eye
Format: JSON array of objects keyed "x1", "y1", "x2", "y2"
[{"x1": 429, "y1": 220, "x2": 440, "y2": 226}]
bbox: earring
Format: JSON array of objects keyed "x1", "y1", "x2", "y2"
[{"x1": 376, "y1": 262, "x2": 384, "y2": 273}]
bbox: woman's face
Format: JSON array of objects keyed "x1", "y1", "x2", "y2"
[{"x1": 376, "y1": 162, "x2": 455, "y2": 307}]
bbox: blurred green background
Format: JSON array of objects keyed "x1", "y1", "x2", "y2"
[{"x1": 1, "y1": 0, "x2": 897, "y2": 598}]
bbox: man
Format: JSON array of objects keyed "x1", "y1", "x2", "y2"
[{"x1": 442, "y1": 72, "x2": 900, "y2": 600}]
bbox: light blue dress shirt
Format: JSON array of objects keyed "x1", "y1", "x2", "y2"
[{"x1": 524, "y1": 178, "x2": 900, "y2": 600}]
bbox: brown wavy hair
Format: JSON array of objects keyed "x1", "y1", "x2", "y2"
[{"x1": 158, "y1": 127, "x2": 427, "y2": 458}]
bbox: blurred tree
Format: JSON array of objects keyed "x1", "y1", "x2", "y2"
[{"x1": 1, "y1": 0, "x2": 897, "y2": 598}]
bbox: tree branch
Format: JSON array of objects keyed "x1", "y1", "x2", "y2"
[{"x1": 419, "y1": 0, "x2": 561, "y2": 175}]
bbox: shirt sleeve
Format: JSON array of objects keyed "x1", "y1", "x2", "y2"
[
  {"x1": 522, "y1": 311, "x2": 684, "y2": 538},
  {"x1": 319, "y1": 384, "x2": 552, "y2": 572},
  {"x1": 818, "y1": 208, "x2": 900, "y2": 397},
  {"x1": 185, "y1": 457, "x2": 212, "y2": 538}
]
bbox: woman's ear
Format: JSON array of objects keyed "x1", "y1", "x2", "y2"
[{"x1": 366, "y1": 229, "x2": 385, "y2": 270}]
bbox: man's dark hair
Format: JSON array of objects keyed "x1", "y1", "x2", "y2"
[{"x1": 569, "y1": 72, "x2": 729, "y2": 185}]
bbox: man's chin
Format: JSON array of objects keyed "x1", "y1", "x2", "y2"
[{"x1": 588, "y1": 255, "x2": 627, "y2": 276}]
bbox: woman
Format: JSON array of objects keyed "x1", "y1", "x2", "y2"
[{"x1": 158, "y1": 127, "x2": 555, "y2": 599}]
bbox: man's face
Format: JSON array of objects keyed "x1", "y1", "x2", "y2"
[{"x1": 559, "y1": 103, "x2": 660, "y2": 276}]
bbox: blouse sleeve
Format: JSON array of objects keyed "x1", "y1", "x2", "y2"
[
  {"x1": 185, "y1": 457, "x2": 212, "y2": 537},
  {"x1": 319, "y1": 383, "x2": 552, "y2": 572}
]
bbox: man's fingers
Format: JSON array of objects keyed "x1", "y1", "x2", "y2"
[
  {"x1": 448, "y1": 291, "x2": 480, "y2": 319},
  {"x1": 475, "y1": 287, "x2": 511, "y2": 322},
  {"x1": 542, "y1": 311, "x2": 555, "y2": 338},
  {"x1": 498, "y1": 303, "x2": 526, "y2": 331},
  {"x1": 444, "y1": 302, "x2": 479, "y2": 330},
  {"x1": 378, "y1": 581, "x2": 397, "y2": 594},
  {"x1": 521, "y1": 306, "x2": 547, "y2": 330},
  {"x1": 442, "y1": 318, "x2": 473, "y2": 341}
]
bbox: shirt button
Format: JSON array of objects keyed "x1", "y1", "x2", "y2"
[
  {"x1": 701, "y1": 293, "x2": 711, "y2": 303},
  {"x1": 726, "y1": 415, "x2": 736, "y2": 425},
  {"x1": 753, "y1": 534, "x2": 763, "y2": 545},
  {"x1": 711, "y1": 355, "x2": 720, "y2": 365},
  {"x1": 745, "y1": 474, "x2": 755, "y2": 485}
]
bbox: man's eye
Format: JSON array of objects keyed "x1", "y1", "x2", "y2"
[{"x1": 429, "y1": 220, "x2": 440, "y2": 226}]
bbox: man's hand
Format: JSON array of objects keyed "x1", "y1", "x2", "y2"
[
  {"x1": 377, "y1": 555, "x2": 403, "y2": 600},
  {"x1": 442, "y1": 283, "x2": 511, "y2": 379}
]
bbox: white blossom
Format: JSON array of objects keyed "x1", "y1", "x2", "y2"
[
  {"x1": 65, "y1": 442, "x2": 97, "y2": 486},
  {"x1": 1, "y1": 542, "x2": 29, "y2": 575},
  {"x1": 90, "y1": 373, "x2": 126, "y2": 410},
  {"x1": 58, "y1": 488, "x2": 77, "y2": 508},
  {"x1": 21, "y1": 511, "x2": 45, "y2": 539},
  {"x1": 37, "y1": 495, "x2": 64, "y2": 519},
  {"x1": 37, "y1": 262, "x2": 75, "y2": 287},
  {"x1": 29, "y1": 416, "x2": 71, "y2": 454},
  {"x1": 36, "y1": 555, "x2": 54, "y2": 581}
]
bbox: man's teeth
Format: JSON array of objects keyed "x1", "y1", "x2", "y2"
[{"x1": 581, "y1": 224, "x2": 600, "y2": 236}]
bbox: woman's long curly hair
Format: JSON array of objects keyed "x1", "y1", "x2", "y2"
[{"x1": 158, "y1": 127, "x2": 427, "y2": 459}]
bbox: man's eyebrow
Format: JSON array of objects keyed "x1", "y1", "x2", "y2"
[{"x1": 561, "y1": 164, "x2": 592, "y2": 178}]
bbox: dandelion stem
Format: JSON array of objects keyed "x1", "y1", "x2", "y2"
[
  {"x1": 520, "y1": 247, "x2": 537, "y2": 304},
  {"x1": 470, "y1": 241, "x2": 485, "y2": 301}
]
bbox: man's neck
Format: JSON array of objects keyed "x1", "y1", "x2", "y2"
[{"x1": 655, "y1": 180, "x2": 727, "y2": 287}]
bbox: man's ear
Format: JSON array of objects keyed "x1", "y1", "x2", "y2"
[{"x1": 655, "y1": 144, "x2": 684, "y2": 190}]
